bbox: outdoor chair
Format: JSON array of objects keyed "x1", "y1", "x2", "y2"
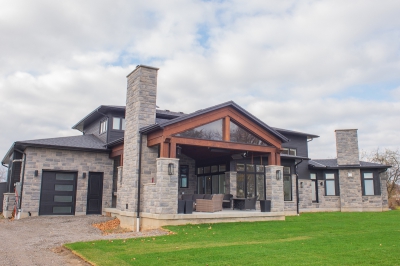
[
  {"x1": 243, "y1": 197, "x2": 257, "y2": 210},
  {"x1": 195, "y1": 194, "x2": 224, "y2": 212},
  {"x1": 222, "y1": 194, "x2": 233, "y2": 208}
]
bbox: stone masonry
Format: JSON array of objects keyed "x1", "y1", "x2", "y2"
[
  {"x1": 21, "y1": 147, "x2": 113, "y2": 217},
  {"x1": 119, "y1": 65, "x2": 159, "y2": 213},
  {"x1": 2, "y1": 193, "x2": 16, "y2": 218},
  {"x1": 142, "y1": 158, "x2": 179, "y2": 214},
  {"x1": 339, "y1": 168, "x2": 363, "y2": 211},
  {"x1": 335, "y1": 129, "x2": 359, "y2": 165},
  {"x1": 265, "y1": 165, "x2": 284, "y2": 213}
]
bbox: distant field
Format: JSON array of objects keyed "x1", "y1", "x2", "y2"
[{"x1": 66, "y1": 211, "x2": 400, "y2": 265}]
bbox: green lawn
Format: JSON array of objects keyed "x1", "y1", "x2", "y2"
[{"x1": 65, "y1": 211, "x2": 400, "y2": 265}]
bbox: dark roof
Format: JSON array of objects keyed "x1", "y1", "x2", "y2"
[
  {"x1": 106, "y1": 137, "x2": 124, "y2": 148},
  {"x1": 72, "y1": 105, "x2": 125, "y2": 132},
  {"x1": 309, "y1": 159, "x2": 390, "y2": 169},
  {"x1": 140, "y1": 101, "x2": 290, "y2": 143},
  {"x1": 2, "y1": 134, "x2": 109, "y2": 164},
  {"x1": 273, "y1": 127, "x2": 319, "y2": 140}
]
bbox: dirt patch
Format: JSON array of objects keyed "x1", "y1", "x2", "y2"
[{"x1": 92, "y1": 218, "x2": 132, "y2": 235}]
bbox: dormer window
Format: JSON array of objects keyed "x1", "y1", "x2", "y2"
[
  {"x1": 112, "y1": 117, "x2": 126, "y2": 130},
  {"x1": 99, "y1": 119, "x2": 107, "y2": 134}
]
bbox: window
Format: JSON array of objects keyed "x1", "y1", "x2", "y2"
[
  {"x1": 112, "y1": 117, "x2": 126, "y2": 130},
  {"x1": 281, "y1": 148, "x2": 297, "y2": 156},
  {"x1": 236, "y1": 163, "x2": 265, "y2": 200},
  {"x1": 310, "y1": 173, "x2": 318, "y2": 202},
  {"x1": 325, "y1": 173, "x2": 336, "y2": 196},
  {"x1": 179, "y1": 165, "x2": 189, "y2": 188},
  {"x1": 99, "y1": 119, "x2": 107, "y2": 134},
  {"x1": 362, "y1": 172, "x2": 378, "y2": 196},
  {"x1": 176, "y1": 120, "x2": 223, "y2": 141},
  {"x1": 197, "y1": 164, "x2": 226, "y2": 194},
  {"x1": 230, "y1": 121, "x2": 268, "y2": 146},
  {"x1": 283, "y1": 166, "x2": 292, "y2": 201}
]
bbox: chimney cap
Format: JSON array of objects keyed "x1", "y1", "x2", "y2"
[
  {"x1": 334, "y1": 129, "x2": 358, "y2": 132},
  {"x1": 126, "y1": 65, "x2": 159, "y2": 77}
]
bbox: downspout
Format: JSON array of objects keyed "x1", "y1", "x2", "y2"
[
  {"x1": 14, "y1": 149, "x2": 27, "y2": 218},
  {"x1": 294, "y1": 159, "x2": 303, "y2": 216},
  {"x1": 136, "y1": 133, "x2": 143, "y2": 232}
]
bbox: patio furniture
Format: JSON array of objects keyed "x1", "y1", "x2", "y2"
[
  {"x1": 195, "y1": 194, "x2": 224, "y2": 212},
  {"x1": 222, "y1": 194, "x2": 233, "y2": 208},
  {"x1": 233, "y1": 197, "x2": 257, "y2": 210},
  {"x1": 259, "y1": 200, "x2": 271, "y2": 212},
  {"x1": 178, "y1": 200, "x2": 185, "y2": 214}
]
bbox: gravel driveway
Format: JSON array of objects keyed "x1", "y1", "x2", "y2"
[{"x1": 0, "y1": 215, "x2": 167, "y2": 266}]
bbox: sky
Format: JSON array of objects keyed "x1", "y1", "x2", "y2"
[{"x1": 1, "y1": 0, "x2": 400, "y2": 176}]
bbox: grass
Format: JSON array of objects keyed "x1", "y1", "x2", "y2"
[{"x1": 65, "y1": 211, "x2": 400, "y2": 265}]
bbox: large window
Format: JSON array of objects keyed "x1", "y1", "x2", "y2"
[
  {"x1": 99, "y1": 119, "x2": 107, "y2": 134},
  {"x1": 197, "y1": 164, "x2": 226, "y2": 194},
  {"x1": 236, "y1": 163, "x2": 265, "y2": 200},
  {"x1": 325, "y1": 173, "x2": 336, "y2": 196},
  {"x1": 176, "y1": 120, "x2": 223, "y2": 141},
  {"x1": 283, "y1": 166, "x2": 292, "y2": 201},
  {"x1": 112, "y1": 117, "x2": 125, "y2": 130},
  {"x1": 230, "y1": 121, "x2": 268, "y2": 146},
  {"x1": 310, "y1": 173, "x2": 318, "y2": 202},
  {"x1": 362, "y1": 172, "x2": 380, "y2": 196}
]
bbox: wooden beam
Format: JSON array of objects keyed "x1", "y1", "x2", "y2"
[
  {"x1": 110, "y1": 143, "x2": 124, "y2": 158},
  {"x1": 160, "y1": 142, "x2": 170, "y2": 158},
  {"x1": 268, "y1": 152, "x2": 276, "y2": 165},
  {"x1": 147, "y1": 136, "x2": 163, "y2": 147},
  {"x1": 170, "y1": 141, "x2": 177, "y2": 158},
  {"x1": 170, "y1": 136, "x2": 277, "y2": 153},
  {"x1": 223, "y1": 116, "x2": 230, "y2": 141}
]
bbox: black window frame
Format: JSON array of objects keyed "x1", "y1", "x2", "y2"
[
  {"x1": 361, "y1": 170, "x2": 381, "y2": 196},
  {"x1": 281, "y1": 148, "x2": 297, "y2": 156},
  {"x1": 310, "y1": 172, "x2": 318, "y2": 203},
  {"x1": 179, "y1": 165, "x2": 189, "y2": 188},
  {"x1": 324, "y1": 171, "x2": 339, "y2": 196},
  {"x1": 283, "y1": 165, "x2": 292, "y2": 201},
  {"x1": 112, "y1": 117, "x2": 126, "y2": 131},
  {"x1": 235, "y1": 163, "x2": 266, "y2": 200},
  {"x1": 196, "y1": 164, "x2": 227, "y2": 194}
]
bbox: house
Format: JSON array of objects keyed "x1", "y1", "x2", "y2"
[{"x1": 1, "y1": 65, "x2": 390, "y2": 230}]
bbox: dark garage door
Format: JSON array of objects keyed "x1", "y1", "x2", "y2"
[{"x1": 39, "y1": 171, "x2": 77, "y2": 215}]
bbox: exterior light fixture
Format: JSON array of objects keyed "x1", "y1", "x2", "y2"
[
  {"x1": 82, "y1": 172, "x2": 86, "y2": 179},
  {"x1": 300, "y1": 182, "x2": 303, "y2": 188},
  {"x1": 168, "y1": 163, "x2": 174, "y2": 175},
  {"x1": 276, "y1": 170, "x2": 282, "y2": 180},
  {"x1": 34, "y1": 170, "x2": 38, "y2": 177},
  {"x1": 320, "y1": 181, "x2": 324, "y2": 187}
]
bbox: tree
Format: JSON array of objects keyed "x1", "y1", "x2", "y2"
[{"x1": 363, "y1": 148, "x2": 400, "y2": 208}]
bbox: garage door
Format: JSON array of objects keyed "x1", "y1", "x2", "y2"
[{"x1": 39, "y1": 171, "x2": 77, "y2": 215}]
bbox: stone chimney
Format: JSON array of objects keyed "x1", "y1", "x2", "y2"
[
  {"x1": 335, "y1": 129, "x2": 359, "y2": 165},
  {"x1": 118, "y1": 65, "x2": 159, "y2": 214}
]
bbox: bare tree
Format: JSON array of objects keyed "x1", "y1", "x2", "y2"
[{"x1": 363, "y1": 148, "x2": 400, "y2": 205}]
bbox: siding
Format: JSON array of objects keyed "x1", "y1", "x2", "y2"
[
  {"x1": 0, "y1": 182, "x2": 7, "y2": 212},
  {"x1": 281, "y1": 133, "x2": 309, "y2": 180}
]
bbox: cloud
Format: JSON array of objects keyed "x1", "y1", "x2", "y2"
[{"x1": 1, "y1": 0, "x2": 400, "y2": 167}]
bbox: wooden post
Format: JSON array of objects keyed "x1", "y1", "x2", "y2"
[{"x1": 223, "y1": 116, "x2": 230, "y2": 141}]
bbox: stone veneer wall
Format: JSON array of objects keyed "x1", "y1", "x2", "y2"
[
  {"x1": 142, "y1": 158, "x2": 179, "y2": 214},
  {"x1": 21, "y1": 147, "x2": 113, "y2": 217},
  {"x1": 119, "y1": 65, "x2": 159, "y2": 213},
  {"x1": 380, "y1": 176, "x2": 389, "y2": 210},
  {"x1": 265, "y1": 165, "x2": 284, "y2": 213},
  {"x1": 339, "y1": 169, "x2": 362, "y2": 211},
  {"x1": 298, "y1": 179, "x2": 312, "y2": 209},
  {"x1": 2, "y1": 193, "x2": 15, "y2": 218},
  {"x1": 335, "y1": 129, "x2": 359, "y2": 165},
  {"x1": 177, "y1": 154, "x2": 196, "y2": 195}
]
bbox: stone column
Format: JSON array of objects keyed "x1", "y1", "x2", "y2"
[
  {"x1": 142, "y1": 158, "x2": 179, "y2": 214},
  {"x1": 339, "y1": 169, "x2": 362, "y2": 212},
  {"x1": 3, "y1": 193, "x2": 16, "y2": 218},
  {"x1": 335, "y1": 129, "x2": 359, "y2": 165},
  {"x1": 227, "y1": 172, "x2": 237, "y2": 197},
  {"x1": 265, "y1": 165, "x2": 284, "y2": 213},
  {"x1": 118, "y1": 65, "x2": 159, "y2": 213},
  {"x1": 380, "y1": 174, "x2": 389, "y2": 211}
]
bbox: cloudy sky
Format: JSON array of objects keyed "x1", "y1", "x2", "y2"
[{"x1": 1, "y1": 0, "x2": 400, "y2": 172}]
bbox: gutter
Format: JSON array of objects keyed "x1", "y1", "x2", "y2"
[
  {"x1": 136, "y1": 133, "x2": 143, "y2": 232},
  {"x1": 294, "y1": 159, "x2": 303, "y2": 216}
]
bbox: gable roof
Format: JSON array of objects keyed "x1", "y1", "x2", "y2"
[
  {"x1": 140, "y1": 101, "x2": 290, "y2": 143},
  {"x1": 2, "y1": 134, "x2": 109, "y2": 164},
  {"x1": 72, "y1": 105, "x2": 125, "y2": 132},
  {"x1": 309, "y1": 159, "x2": 390, "y2": 169}
]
